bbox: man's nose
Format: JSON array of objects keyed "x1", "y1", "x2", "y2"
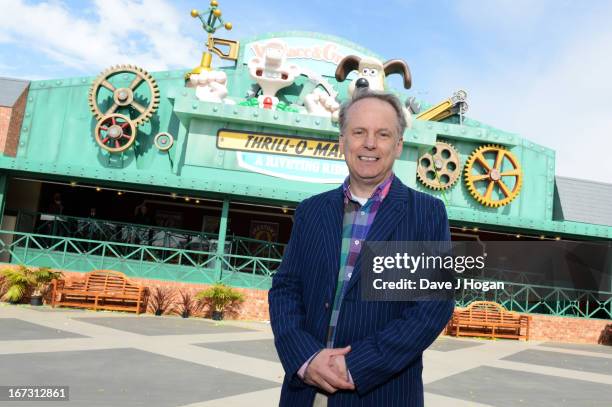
[{"x1": 363, "y1": 132, "x2": 377, "y2": 149}]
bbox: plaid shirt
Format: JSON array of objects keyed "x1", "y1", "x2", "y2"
[{"x1": 326, "y1": 173, "x2": 394, "y2": 347}]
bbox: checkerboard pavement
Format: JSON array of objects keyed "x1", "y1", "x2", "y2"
[{"x1": 1, "y1": 303, "x2": 611, "y2": 406}]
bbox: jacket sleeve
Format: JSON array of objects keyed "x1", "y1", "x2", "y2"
[
  {"x1": 345, "y1": 198, "x2": 455, "y2": 395},
  {"x1": 268, "y1": 202, "x2": 325, "y2": 385}
]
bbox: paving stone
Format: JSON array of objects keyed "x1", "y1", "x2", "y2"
[
  {"x1": 539, "y1": 341, "x2": 612, "y2": 355},
  {"x1": 72, "y1": 316, "x2": 254, "y2": 336},
  {"x1": 0, "y1": 348, "x2": 279, "y2": 407},
  {"x1": 426, "y1": 365, "x2": 612, "y2": 407},
  {"x1": 428, "y1": 338, "x2": 485, "y2": 352},
  {"x1": 195, "y1": 339, "x2": 279, "y2": 362},
  {"x1": 502, "y1": 349, "x2": 612, "y2": 375},
  {"x1": 0, "y1": 318, "x2": 87, "y2": 341}
]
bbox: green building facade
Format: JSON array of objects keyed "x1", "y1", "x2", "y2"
[{"x1": 0, "y1": 32, "x2": 610, "y2": 319}]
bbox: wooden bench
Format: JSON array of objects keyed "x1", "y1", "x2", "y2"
[
  {"x1": 51, "y1": 270, "x2": 148, "y2": 314},
  {"x1": 446, "y1": 301, "x2": 531, "y2": 340}
]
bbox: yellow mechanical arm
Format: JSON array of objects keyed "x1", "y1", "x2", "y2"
[{"x1": 416, "y1": 90, "x2": 468, "y2": 122}]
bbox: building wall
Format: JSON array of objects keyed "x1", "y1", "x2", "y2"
[
  {"x1": 0, "y1": 87, "x2": 27, "y2": 157},
  {"x1": 0, "y1": 106, "x2": 12, "y2": 153},
  {"x1": 528, "y1": 313, "x2": 611, "y2": 344}
]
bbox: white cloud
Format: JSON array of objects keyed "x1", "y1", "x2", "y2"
[{"x1": 0, "y1": 0, "x2": 200, "y2": 73}]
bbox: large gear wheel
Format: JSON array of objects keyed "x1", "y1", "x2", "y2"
[
  {"x1": 88, "y1": 64, "x2": 160, "y2": 127},
  {"x1": 417, "y1": 141, "x2": 461, "y2": 190},
  {"x1": 464, "y1": 144, "x2": 523, "y2": 207}
]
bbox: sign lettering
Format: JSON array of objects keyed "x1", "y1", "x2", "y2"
[{"x1": 217, "y1": 129, "x2": 344, "y2": 160}]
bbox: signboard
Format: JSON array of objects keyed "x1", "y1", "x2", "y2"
[
  {"x1": 217, "y1": 128, "x2": 348, "y2": 183},
  {"x1": 240, "y1": 34, "x2": 379, "y2": 77},
  {"x1": 236, "y1": 152, "x2": 348, "y2": 183},
  {"x1": 217, "y1": 129, "x2": 343, "y2": 160}
]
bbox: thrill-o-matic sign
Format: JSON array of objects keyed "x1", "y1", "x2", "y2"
[
  {"x1": 217, "y1": 130, "x2": 344, "y2": 160},
  {"x1": 86, "y1": 0, "x2": 523, "y2": 206},
  {"x1": 217, "y1": 129, "x2": 347, "y2": 184}
]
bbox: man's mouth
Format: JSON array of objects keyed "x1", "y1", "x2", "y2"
[{"x1": 359, "y1": 156, "x2": 379, "y2": 161}]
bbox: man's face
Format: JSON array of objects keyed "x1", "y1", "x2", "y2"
[{"x1": 339, "y1": 97, "x2": 403, "y2": 189}]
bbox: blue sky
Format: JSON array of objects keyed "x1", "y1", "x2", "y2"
[{"x1": 1, "y1": 0, "x2": 611, "y2": 183}]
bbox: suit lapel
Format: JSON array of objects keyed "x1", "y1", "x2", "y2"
[
  {"x1": 344, "y1": 177, "x2": 409, "y2": 295},
  {"x1": 322, "y1": 186, "x2": 344, "y2": 297}
]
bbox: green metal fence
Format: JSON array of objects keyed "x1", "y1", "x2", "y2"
[
  {"x1": 456, "y1": 278, "x2": 612, "y2": 319},
  {"x1": 15, "y1": 211, "x2": 287, "y2": 262},
  {"x1": 1, "y1": 229, "x2": 610, "y2": 319},
  {"x1": 0, "y1": 230, "x2": 279, "y2": 290}
]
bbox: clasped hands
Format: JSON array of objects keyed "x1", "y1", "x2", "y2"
[{"x1": 303, "y1": 346, "x2": 355, "y2": 393}]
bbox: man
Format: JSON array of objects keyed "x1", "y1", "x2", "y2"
[{"x1": 269, "y1": 90, "x2": 455, "y2": 406}]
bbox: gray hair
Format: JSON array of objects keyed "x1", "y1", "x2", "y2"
[{"x1": 338, "y1": 90, "x2": 407, "y2": 138}]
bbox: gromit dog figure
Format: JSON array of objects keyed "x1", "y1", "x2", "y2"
[{"x1": 335, "y1": 55, "x2": 413, "y2": 126}]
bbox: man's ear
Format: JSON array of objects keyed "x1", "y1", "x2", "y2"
[
  {"x1": 339, "y1": 133, "x2": 347, "y2": 152},
  {"x1": 395, "y1": 135, "x2": 403, "y2": 158}
]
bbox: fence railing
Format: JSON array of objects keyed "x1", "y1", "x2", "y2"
[
  {"x1": 15, "y1": 211, "x2": 287, "y2": 261},
  {"x1": 456, "y1": 278, "x2": 612, "y2": 319},
  {"x1": 1, "y1": 229, "x2": 610, "y2": 319},
  {"x1": 0, "y1": 230, "x2": 279, "y2": 289}
]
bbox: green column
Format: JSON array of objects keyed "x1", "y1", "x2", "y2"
[
  {"x1": 215, "y1": 198, "x2": 230, "y2": 280},
  {"x1": 0, "y1": 173, "x2": 7, "y2": 227},
  {"x1": 172, "y1": 119, "x2": 189, "y2": 175}
]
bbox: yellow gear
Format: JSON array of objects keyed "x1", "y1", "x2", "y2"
[{"x1": 464, "y1": 144, "x2": 523, "y2": 207}]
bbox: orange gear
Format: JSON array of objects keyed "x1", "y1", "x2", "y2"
[{"x1": 464, "y1": 144, "x2": 523, "y2": 207}]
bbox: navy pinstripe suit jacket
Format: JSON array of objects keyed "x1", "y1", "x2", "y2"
[{"x1": 269, "y1": 176, "x2": 455, "y2": 407}]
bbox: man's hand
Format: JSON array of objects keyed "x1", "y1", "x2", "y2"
[
  {"x1": 330, "y1": 352, "x2": 350, "y2": 382},
  {"x1": 304, "y1": 346, "x2": 355, "y2": 393}
]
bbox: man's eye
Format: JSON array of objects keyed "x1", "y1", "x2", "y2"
[{"x1": 379, "y1": 132, "x2": 390, "y2": 138}]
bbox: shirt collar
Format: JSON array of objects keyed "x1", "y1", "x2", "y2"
[{"x1": 342, "y1": 173, "x2": 394, "y2": 205}]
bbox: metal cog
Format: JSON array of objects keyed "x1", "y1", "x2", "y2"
[
  {"x1": 94, "y1": 113, "x2": 136, "y2": 153},
  {"x1": 88, "y1": 64, "x2": 160, "y2": 127},
  {"x1": 417, "y1": 141, "x2": 461, "y2": 190},
  {"x1": 464, "y1": 144, "x2": 523, "y2": 207},
  {"x1": 153, "y1": 132, "x2": 174, "y2": 152}
]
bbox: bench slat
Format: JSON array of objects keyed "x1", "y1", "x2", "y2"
[
  {"x1": 52, "y1": 270, "x2": 147, "y2": 314},
  {"x1": 446, "y1": 301, "x2": 531, "y2": 341}
]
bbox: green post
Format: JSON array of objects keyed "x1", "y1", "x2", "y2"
[
  {"x1": 215, "y1": 198, "x2": 229, "y2": 280},
  {"x1": 0, "y1": 173, "x2": 7, "y2": 227},
  {"x1": 172, "y1": 120, "x2": 189, "y2": 175}
]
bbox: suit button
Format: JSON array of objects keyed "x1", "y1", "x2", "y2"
[{"x1": 324, "y1": 302, "x2": 330, "y2": 309}]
